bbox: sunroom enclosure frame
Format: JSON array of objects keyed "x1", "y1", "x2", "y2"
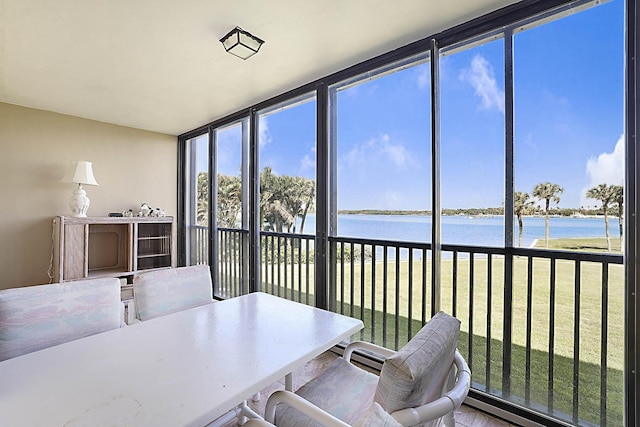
[{"x1": 178, "y1": 0, "x2": 639, "y2": 425}]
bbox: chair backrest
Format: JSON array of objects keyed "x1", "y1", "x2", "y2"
[
  {"x1": 133, "y1": 265, "x2": 213, "y2": 321},
  {"x1": 0, "y1": 277, "x2": 124, "y2": 362},
  {"x1": 374, "y1": 311, "x2": 461, "y2": 414}
]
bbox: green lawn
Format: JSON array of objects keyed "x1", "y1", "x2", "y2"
[
  {"x1": 535, "y1": 236, "x2": 622, "y2": 253},
  {"x1": 334, "y1": 251, "x2": 624, "y2": 426},
  {"x1": 225, "y1": 237, "x2": 625, "y2": 425}
]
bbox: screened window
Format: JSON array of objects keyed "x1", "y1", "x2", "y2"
[
  {"x1": 257, "y1": 94, "x2": 317, "y2": 234},
  {"x1": 440, "y1": 38, "x2": 505, "y2": 247},
  {"x1": 184, "y1": 133, "x2": 208, "y2": 266},
  {"x1": 329, "y1": 54, "x2": 432, "y2": 243}
]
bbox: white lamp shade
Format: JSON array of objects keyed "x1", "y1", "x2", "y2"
[{"x1": 61, "y1": 160, "x2": 99, "y2": 186}]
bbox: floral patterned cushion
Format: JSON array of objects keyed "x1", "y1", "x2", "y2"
[
  {"x1": 133, "y1": 265, "x2": 213, "y2": 321},
  {"x1": 276, "y1": 358, "x2": 379, "y2": 427},
  {"x1": 374, "y1": 311, "x2": 460, "y2": 414},
  {"x1": 0, "y1": 277, "x2": 124, "y2": 361}
]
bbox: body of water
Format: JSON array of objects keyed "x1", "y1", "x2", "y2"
[{"x1": 297, "y1": 213, "x2": 621, "y2": 248}]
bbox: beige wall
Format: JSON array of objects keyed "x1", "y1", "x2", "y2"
[{"x1": 0, "y1": 103, "x2": 177, "y2": 289}]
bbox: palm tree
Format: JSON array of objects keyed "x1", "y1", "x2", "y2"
[
  {"x1": 260, "y1": 167, "x2": 315, "y2": 233},
  {"x1": 298, "y1": 178, "x2": 315, "y2": 234},
  {"x1": 260, "y1": 168, "x2": 297, "y2": 232},
  {"x1": 612, "y1": 185, "x2": 624, "y2": 249},
  {"x1": 533, "y1": 182, "x2": 563, "y2": 248},
  {"x1": 289, "y1": 176, "x2": 315, "y2": 234},
  {"x1": 586, "y1": 183, "x2": 616, "y2": 252},
  {"x1": 217, "y1": 174, "x2": 242, "y2": 228},
  {"x1": 514, "y1": 192, "x2": 534, "y2": 247},
  {"x1": 260, "y1": 168, "x2": 288, "y2": 232},
  {"x1": 196, "y1": 172, "x2": 208, "y2": 225}
]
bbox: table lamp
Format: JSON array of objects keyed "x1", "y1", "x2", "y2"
[{"x1": 61, "y1": 160, "x2": 99, "y2": 217}]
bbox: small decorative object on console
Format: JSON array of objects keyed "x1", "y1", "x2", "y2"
[
  {"x1": 150, "y1": 207, "x2": 166, "y2": 217},
  {"x1": 139, "y1": 203, "x2": 151, "y2": 217}
]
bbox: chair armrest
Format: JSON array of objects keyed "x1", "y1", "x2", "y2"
[
  {"x1": 390, "y1": 350, "x2": 471, "y2": 427},
  {"x1": 343, "y1": 340, "x2": 396, "y2": 363},
  {"x1": 264, "y1": 390, "x2": 350, "y2": 427}
]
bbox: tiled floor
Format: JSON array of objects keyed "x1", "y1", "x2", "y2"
[{"x1": 221, "y1": 351, "x2": 517, "y2": 427}]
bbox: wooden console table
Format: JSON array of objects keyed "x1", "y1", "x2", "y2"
[{"x1": 52, "y1": 216, "x2": 173, "y2": 287}]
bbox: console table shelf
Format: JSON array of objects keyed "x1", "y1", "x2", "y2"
[{"x1": 52, "y1": 216, "x2": 173, "y2": 283}]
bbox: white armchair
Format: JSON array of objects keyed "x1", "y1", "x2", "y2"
[
  {"x1": 0, "y1": 277, "x2": 124, "y2": 362},
  {"x1": 132, "y1": 264, "x2": 214, "y2": 321},
  {"x1": 264, "y1": 311, "x2": 470, "y2": 427}
]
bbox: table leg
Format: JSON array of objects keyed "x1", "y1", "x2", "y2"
[
  {"x1": 205, "y1": 406, "x2": 241, "y2": 427},
  {"x1": 238, "y1": 401, "x2": 262, "y2": 425}
]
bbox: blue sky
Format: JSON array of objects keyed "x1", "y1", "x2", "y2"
[{"x1": 214, "y1": 0, "x2": 624, "y2": 211}]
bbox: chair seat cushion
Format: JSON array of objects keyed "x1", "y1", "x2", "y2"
[
  {"x1": 352, "y1": 402, "x2": 402, "y2": 427},
  {"x1": 276, "y1": 358, "x2": 379, "y2": 427},
  {"x1": 0, "y1": 278, "x2": 123, "y2": 361},
  {"x1": 374, "y1": 311, "x2": 460, "y2": 413}
]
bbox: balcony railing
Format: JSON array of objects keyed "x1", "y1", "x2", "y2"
[
  {"x1": 217, "y1": 227, "x2": 248, "y2": 299},
  {"x1": 189, "y1": 226, "x2": 248, "y2": 299},
  {"x1": 261, "y1": 231, "x2": 315, "y2": 306},
  {"x1": 191, "y1": 225, "x2": 624, "y2": 426},
  {"x1": 188, "y1": 225, "x2": 208, "y2": 265}
]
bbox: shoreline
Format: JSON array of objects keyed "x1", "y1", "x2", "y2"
[{"x1": 336, "y1": 211, "x2": 613, "y2": 219}]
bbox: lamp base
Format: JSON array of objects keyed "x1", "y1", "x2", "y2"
[{"x1": 69, "y1": 185, "x2": 90, "y2": 217}]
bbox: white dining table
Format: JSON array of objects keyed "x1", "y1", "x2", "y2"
[{"x1": 0, "y1": 292, "x2": 363, "y2": 427}]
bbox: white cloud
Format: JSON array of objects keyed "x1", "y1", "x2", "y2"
[
  {"x1": 344, "y1": 134, "x2": 414, "y2": 169},
  {"x1": 460, "y1": 55, "x2": 505, "y2": 114},
  {"x1": 299, "y1": 153, "x2": 315, "y2": 172},
  {"x1": 580, "y1": 135, "x2": 624, "y2": 206},
  {"x1": 382, "y1": 139, "x2": 410, "y2": 167},
  {"x1": 258, "y1": 116, "x2": 271, "y2": 147},
  {"x1": 416, "y1": 64, "x2": 429, "y2": 90},
  {"x1": 586, "y1": 135, "x2": 625, "y2": 186}
]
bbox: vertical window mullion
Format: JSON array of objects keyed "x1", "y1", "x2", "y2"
[
  {"x1": 249, "y1": 108, "x2": 261, "y2": 293},
  {"x1": 502, "y1": 27, "x2": 515, "y2": 398},
  {"x1": 209, "y1": 127, "x2": 219, "y2": 295},
  {"x1": 430, "y1": 39, "x2": 441, "y2": 316},
  {"x1": 316, "y1": 82, "x2": 330, "y2": 310},
  {"x1": 241, "y1": 118, "x2": 251, "y2": 294}
]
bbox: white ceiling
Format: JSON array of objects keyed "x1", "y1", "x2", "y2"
[{"x1": 0, "y1": 0, "x2": 519, "y2": 136}]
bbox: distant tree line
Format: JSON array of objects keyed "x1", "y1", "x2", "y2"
[
  {"x1": 515, "y1": 181, "x2": 623, "y2": 252},
  {"x1": 198, "y1": 172, "x2": 623, "y2": 253},
  {"x1": 196, "y1": 168, "x2": 315, "y2": 233},
  {"x1": 338, "y1": 206, "x2": 622, "y2": 217}
]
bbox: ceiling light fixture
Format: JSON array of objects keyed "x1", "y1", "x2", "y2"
[{"x1": 220, "y1": 26, "x2": 265, "y2": 60}]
